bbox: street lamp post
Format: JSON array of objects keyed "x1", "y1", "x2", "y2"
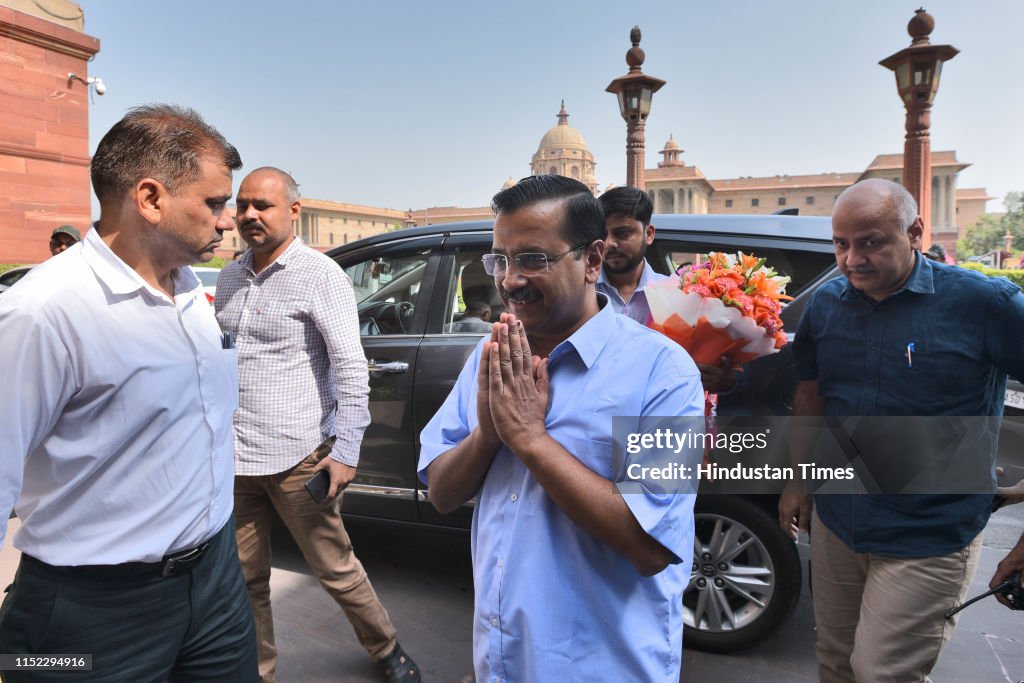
[
  {"x1": 880, "y1": 8, "x2": 958, "y2": 247},
  {"x1": 606, "y1": 26, "x2": 665, "y2": 190}
]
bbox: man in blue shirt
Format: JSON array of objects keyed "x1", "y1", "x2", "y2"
[
  {"x1": 419, "y1": 175, "x2": 705, "y2": 681},
  {"x1": 780, "y1": 178, "x2": 1024, "y2": 682}
]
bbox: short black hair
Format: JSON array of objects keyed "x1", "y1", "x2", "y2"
[
  {"x1": 91, "y1": 104, "x2": 242, "y2": 203},
  {"x1": 924, "y1": 243, "x2": 947, "y2": 261},
  {"x1": 599, "y1": 186, "x2": 653, "y2": 225},
  {"x1": 491, "y1": 175, "x2": 604, "y2": 248},
  {"x1": 463, "y1": 299, "x2": 490, "y2": 317}
]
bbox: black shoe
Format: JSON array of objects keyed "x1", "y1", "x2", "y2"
[{"x1": 378, "y1": 643, "x2": 421, "y2": 683}]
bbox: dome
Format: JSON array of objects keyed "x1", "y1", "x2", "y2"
[
  {"x1": 501, "y1": 177, "x2": 516, "y2": 190},
  {"x1": 658, "y1": 133, "x2": 684, "y2": 168},
  {"x1": 536, "y1": 100, "x2": 590, "y2": 153},
  {"x1": 529, "y1": 100, "x2": 598, "y2": 189}
]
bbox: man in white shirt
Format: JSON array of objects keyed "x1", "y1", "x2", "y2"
[
  {"x1": 0, "y1": 105, "x2": 257, "y2": 681},
  {"x1": 215, "y1": 167, "x2": 418, "y2": 683}
]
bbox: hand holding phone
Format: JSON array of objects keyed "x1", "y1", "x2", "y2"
[{"x1": 304, "y1": 469, "x2": 331, "y2": 504}]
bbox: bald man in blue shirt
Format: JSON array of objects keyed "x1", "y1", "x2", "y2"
[{"x1": 781, "y1": 178, "x2": 1024, "y2": 682}]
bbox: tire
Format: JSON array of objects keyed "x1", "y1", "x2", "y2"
[{"x1": 683, "y1": 494, "x2": 802, "y2": 653}]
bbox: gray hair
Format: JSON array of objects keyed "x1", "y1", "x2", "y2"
[
  {"x1": 91, "y1": 104, "x2": 241, "y2": 203},
  {"x1": 835, "y1": 178, "x2": 918, "y2": 233},
  {"x1": 248, "y1": 166, "x2": 300, "y2": 202}
]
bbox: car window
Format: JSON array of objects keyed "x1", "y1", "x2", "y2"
[
  {"x1": 343, "y1": 249, "x2": 431, "y2": 335},
  {"x1": 442, "y1": 248, "x2": 506, "y2": 334},
  {"x1": 651, "y1": 240, "x2": 835, "y2": 297}
]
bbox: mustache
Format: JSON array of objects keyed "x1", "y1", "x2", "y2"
[
  {"x1": 240, "y1": 220, "x2": 265, "y2": 231},
  {"x1": 499, "y1": 284, "x2": 540, "y2": 301}
]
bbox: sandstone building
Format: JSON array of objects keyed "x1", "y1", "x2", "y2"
[
  {"x1": 296, "y1": 103, "x2": 992, "y2": 260},
  {"x1": 0, "y1": 0, "x2": 99, "y2": 264}
]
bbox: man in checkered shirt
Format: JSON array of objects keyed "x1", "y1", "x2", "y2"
[{"x1": 215, "y1": 167, "x2": 419, "y2": 683}]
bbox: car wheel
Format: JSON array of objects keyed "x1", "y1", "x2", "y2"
[{"x1": 683, "y1": 494, "x2": 801, "y2": 653}]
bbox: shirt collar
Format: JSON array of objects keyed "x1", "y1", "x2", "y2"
[
  {"x1": 636, "y1": 259, "x2": 661, "y2": 290},
  {"x1": 902, "y1": 252, "x2": 934, "y2": 294},
  {"x1": 549, "y1": 292, "x2": 614, "y2": 369},
  {"x1": 840, "y1": 251, "x2": 933, "y2": 301},
  {"x1": 81, "y1": 228, "x2": 199, "y2": 299},
  {"x1": 241, "y1": 236, "x2": 303, "y2": 276}
]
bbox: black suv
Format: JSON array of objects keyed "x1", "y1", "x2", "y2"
[
  {"x1": 326, "y1": 212, "x2": 842, "y2": 653},
  {"x1": 327, "y1": 213, "x2": 1024, "y2": 652}
]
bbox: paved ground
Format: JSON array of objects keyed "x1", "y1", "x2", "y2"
[{"x1": 2, "y1": 504, "x2": 1022, "y2": 682}]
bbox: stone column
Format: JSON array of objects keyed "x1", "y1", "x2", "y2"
[
  {"x1": 937, "y1": 175, "x2": 947, "y2": 229},
  {"x1": 946, "y1": 175, "x2": 955, "y2": 230}
]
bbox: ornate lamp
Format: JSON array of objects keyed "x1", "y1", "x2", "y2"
[
  {"x1": 880, "y1": 8, "x2": 959, "y2": 245},
  {"x1": 606, "y1": 26, "x2": 666, "y2": 190}
]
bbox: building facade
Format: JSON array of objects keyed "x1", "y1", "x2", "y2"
[
  {"x1": 0, "y1": 0, "x2": 99, "y2": 264},
  {"x1": 294, "y1": 108, "x2": 992, "y2": 261}
]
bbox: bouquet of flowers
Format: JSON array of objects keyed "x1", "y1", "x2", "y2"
[{"x1": 645, "y1": 252, "x2": 792, "y2": 368}]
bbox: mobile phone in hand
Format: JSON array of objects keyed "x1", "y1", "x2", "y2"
[{"x1": 305, "y1": 469, "x2": 330, "y2": 504}]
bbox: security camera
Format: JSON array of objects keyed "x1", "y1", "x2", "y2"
[{"x1": 66, "y1": 72, "x2": 107, "y2": 96}]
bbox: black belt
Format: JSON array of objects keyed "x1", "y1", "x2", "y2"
[{"x1": 24, "y1": 540, "x2": 213, "y2": 580}]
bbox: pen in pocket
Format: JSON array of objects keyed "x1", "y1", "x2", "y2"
[
  {"x1": 222, "y1": 332, "x2": 234, "y2": 349},
  {"x1": 905, "y1": 342, "x2": 915, "y2": 368}
]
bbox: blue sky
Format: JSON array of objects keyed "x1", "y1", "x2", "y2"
[{"x1": 81, "y1": 0, "x2": 1024, "y2": 213}]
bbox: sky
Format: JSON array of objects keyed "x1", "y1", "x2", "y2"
[{"x1": 80, "y1": 0, "x2": 1024, "y2": 214}]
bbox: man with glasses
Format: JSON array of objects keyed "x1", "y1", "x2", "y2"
[{"x1": 419, "y1": 175, "x2": 705, "y2": 681}]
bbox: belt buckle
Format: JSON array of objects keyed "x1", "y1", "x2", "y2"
[
  {"x1": 161, "y1": 557, "x2": 179, "y2": 578},
  {"x1": 161, "y1": 541, "x2": 211, "y2": 578}
]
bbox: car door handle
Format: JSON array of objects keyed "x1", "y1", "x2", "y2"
[{"x1": 367, "y1": 359, "x2": 409, "y2": 376}]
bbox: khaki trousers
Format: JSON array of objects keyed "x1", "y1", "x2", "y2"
[
  {"x1": 810, "y1": 507, "x2": 981, "y2": 683},
  {"x1": 234, "y1": 450, "x2": 397, "y2": 683}
]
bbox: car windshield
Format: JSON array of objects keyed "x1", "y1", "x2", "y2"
[
  {"x1": 0, "y1": 268, "x2": 31, "y2": 287},
  {"x1": 195, "y1": 270, "x2": 220, "y2": 287}
]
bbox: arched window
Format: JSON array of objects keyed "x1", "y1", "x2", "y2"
[
  {"x1": 571, "y1": 166, "x2": 580, "y2": 179},
  {"x1": 549, "y1": 166, "x2": 557, "y2": 175}
]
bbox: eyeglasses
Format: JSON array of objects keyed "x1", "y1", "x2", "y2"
[{"x1": 481, "y1": 243, "x2": 591, "y2": 277}]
